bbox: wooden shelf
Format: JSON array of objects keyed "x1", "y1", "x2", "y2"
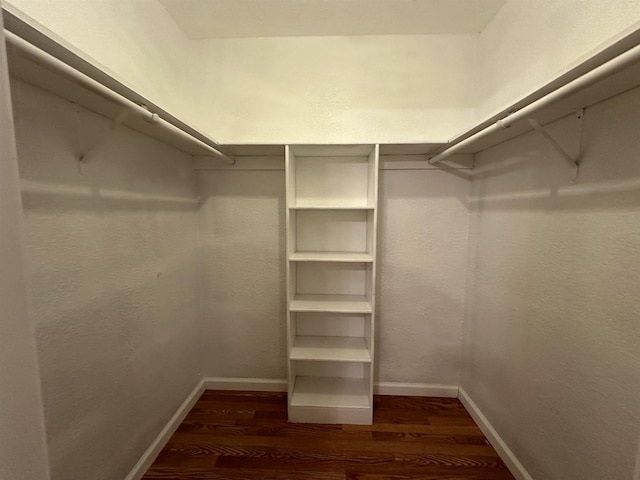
[
  {"x1": 289, "y1": 204, "x2": 375, "y2": 210},
  {"x1": 290, "y1": 294, "x2": 372, "y2": 313},
  {"x1": 3, "y1": 8, "x2": 229, "y2": 158},
  {"x1": 286, "y1": 144, "x2": 378, "y2": 425},
  {"x1": 290, "y1": 336, "x2": 371, "y2": 362},
  {"x1": 290, "y1": 376, "x2": 370, "y2": 409},
  {"x1": 289, "y1": 252, "x2": 374, "y2": 263}
]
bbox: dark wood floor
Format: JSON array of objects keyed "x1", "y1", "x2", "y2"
[{"x1": 142, "y1": 390, "x2": 515, "y2": 480}]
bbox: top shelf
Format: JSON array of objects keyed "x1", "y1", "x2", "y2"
[
  {"x1": 3, "y1": 6, "x2": 232, "y2": 159},
  {"x1": 289, "y1": 203, "x2": 375, "y2": 210},
  {"x1": 286, "y1": 146, "x2": 378, "y2": 208}
]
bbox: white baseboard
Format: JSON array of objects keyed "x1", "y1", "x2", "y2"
[
  {"x1": 125, "y1": 379, "x2": 528, "y2": 480},
  {"x1": 204, "y1": 377, "x2": 288, "y2": 392},
  {"x1": 375, "y1": 382, "x2": 458, "y2": 397},
  {"x1": 458, "y1": 388, "x2": 534, "y2": 480},
  {"x1": 123, "y1": 379, "x2": 205, "y2": 480},
  {"x1": 203, "y1": 377, "x2": 457, "y2": 398}
]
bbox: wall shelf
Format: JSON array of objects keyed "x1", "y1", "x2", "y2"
[
  {"x1": 289, "y1": 294, "x2": 373, "y2": 314},
  {"x1": 290, "y1": 336, "x2": 371, "y2": 363},
  {"x1": 289, "y1": 204, "x2": 375, "y2": 210},
  {"x1": 290, "y1": 376, "x2": 370, "y2": 409},
  {"x1": 213, "y1": 32, "x2": 640, "y2": 173},
  {"x1": 286, "y1": 144, "x2": 378, "y2": 425},
  {"x1": 289, "y1": 252, "x2": 374, "y2": 263},
  {"x1": 2, "y1": 5, "x2": 234, "y2": 161},
  {"x1": 429, "y1": 32, "x2": 640, "y2": 164}
]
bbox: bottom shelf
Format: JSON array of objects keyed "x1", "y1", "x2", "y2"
[{"x1": 289, "y1": 376, "x2": 372, "y2": 425}]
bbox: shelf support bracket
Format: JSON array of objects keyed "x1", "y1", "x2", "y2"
[
  {"x1": 527, "y1": 109, "x2": 583, "y2": 181},
  {"x1": 430, "y1": 161, "x2": 472, "y2": 181}
]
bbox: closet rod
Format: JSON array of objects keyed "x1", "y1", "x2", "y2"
[
  {"x1": 429, "y1": 42, "x2": 640, "y2": 165},
  {"x1": 3, "y1": 29, "x2": 235, "y2": 165}
]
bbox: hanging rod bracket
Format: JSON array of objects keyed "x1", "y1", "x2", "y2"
[
  {"x1": 496, "y1": 118, "x2": 512, "y2": 129},
  {"x1": 144, "y1": 112, "x2": 160, "y2": 124}
]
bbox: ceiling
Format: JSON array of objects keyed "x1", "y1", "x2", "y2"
[{"x1": 158, "y1": 0, "x2": 507, "y2": 39}]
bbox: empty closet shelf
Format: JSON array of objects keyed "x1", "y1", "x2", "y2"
[
  {"x1": 289, "y1": 294, "x2": 372, "y2": 313},
  {"x1": 289, "y1": 204, "x2": 375, "y2": 210},
  {"x1": 290, "y1": 376, "x2": 370, "y2": 408},
  {"x1": 290, "y1": 336, "x2": 371, "y2": 362},
  {"x1": 289, "y1": 252, "x2": 374, "y2": 262}
]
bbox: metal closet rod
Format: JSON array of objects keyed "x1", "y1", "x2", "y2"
[
  {"x1": 429, "y1": 42, "x2": 640, "y2": 165},
  {"x1": 3, "y1": 29, "x2": 235, "y2": 165}
]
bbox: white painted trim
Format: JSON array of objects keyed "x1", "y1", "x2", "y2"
[
  {"x1": 458, "y1": 388, "x2": 534, "y2": 480},
  {"x1": 380, "y1": 154, "x2": 473, "y2": 170},
  {"x1": 203, "y1": 377, "x2": 458, "y2": 398},
  {"x1": 194, "y1": 155, "x2": 284, "y2": 171},
  {"x1": 123, "y1": 380, "x2": 205, "y2": 480},
  {"x1": 124, "y1": 379, "x2": 531, "y2": 480},
  {"x1": 374, "y1": 382, "x2": 459, "y2": 397},
  {"x1": 204, "y1": 377, "x2": 288, "y2": 392}
]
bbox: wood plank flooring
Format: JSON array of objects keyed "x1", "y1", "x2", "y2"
[{"x1": 142, "y1": 390, "x2": 515, "y2": 480}]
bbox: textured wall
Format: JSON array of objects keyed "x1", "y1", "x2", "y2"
[
  {"x1": 476, "y1": 0, "x2": 640, "y2": 122},
  {"x1": 188, "y1": 34, "x2": 478, "y2": 144},
  {"x1": 463, "y1": 86, "x2": 640, "y2": 480},
  {"x1": 12, "y1": 80, "x2": 202, "y2": 480},
  {"x1": 197, "y1": 169, "x2": 287, "y2": 378},
  {"x1": 377, "y1": 168, "x2": 469, "y2": 384},
  {"x1": 198, "y1": 164, "x2": 470, "y2": 385},
  {"x1": 0, "y1": 21, "x2": 51, "y2": 480}
]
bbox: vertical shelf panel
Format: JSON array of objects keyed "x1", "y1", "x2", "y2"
[{"x1": 286, "y1": 144, "x2": 378, "y2": 425}]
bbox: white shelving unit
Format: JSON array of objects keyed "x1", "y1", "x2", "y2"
[{"x1": 285, "y1": 144, "x2": 379, "y2": 425}]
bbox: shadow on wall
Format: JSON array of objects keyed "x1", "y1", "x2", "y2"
[
  {"x1": 11, "y1": 76, "x2": 202, "y2": 480},
  {"x1": 464, "y1": 85, "x2": 640, "y2": 480},
  {"x1": 12, "y1": 80, "x2": 197, "y2": 199},
  {"x1": 471, "y1": 86, "x2": 640, "y2": 212}
]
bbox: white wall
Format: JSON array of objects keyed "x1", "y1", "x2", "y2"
[
  {"x1": 377, "y1": 166, "x2": 469, "y2": 384},
  {"x1": 6, "y1": 0, "x2": 196, "y2": 125},
  {"x1": 5, "y1": 2, "x2": 640, "y2": 478},
  {"x1": 475, "y1": 0, "x2": 640, "y2": 125},
  {"x1": 197, "y1": 162, "x2": 470, "y2": 385},
  {"x1": 463, "y1": 86, "x2": 640, "y2": 480},
  {"x1": 188, "y1": 34, "x2": 479, "y2": 144},
  {"x1": 197, "y1": 167, "x2": 287, "y2": 379},
  {"x1": 0, "y1": 17, "x2": 50, "y2": 480},
  {"x1": 12, "y1": 79, "x2": 202, "y2": 480}
]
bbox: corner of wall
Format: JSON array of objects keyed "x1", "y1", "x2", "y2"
[{"x1": 458, "y1": 388, "x2": 534, "y2": 480}]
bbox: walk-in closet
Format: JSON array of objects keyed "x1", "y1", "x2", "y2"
[{"x1": 1, "y1": 1, "x2": 639, "y2": 480}]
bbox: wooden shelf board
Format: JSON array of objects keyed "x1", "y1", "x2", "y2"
[
  {"x1": 289, "y1": 204, "x2": 375, "y2": 210},
  {"x1": 290, "y1": 294, "x2": 372, "y2": 313},
  {"x1": 290, "y1": 376, "x2": 370, "y2": 409},
  {"x1": 289, "y1": 252, "x2": 373, "y2": 263},
  {"x1": 289, "y1": 144, "x2": 374, "y2": 157},
  {"x1": 290, "y1": 336, "x2": 371, "y2": 362}
]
